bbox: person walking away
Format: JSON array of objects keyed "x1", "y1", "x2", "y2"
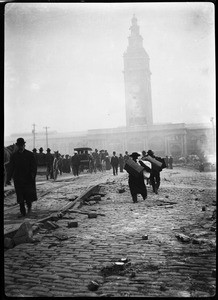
[
  {"x1": 128, "y1": 152, "x2": 147, "y2": 203},
  {"x1": 65, "y1": 154, "x2": 71, "y2": 173},
  {"x1": 169, "y1": 156, "x2": 173, "y2": 169},
  {"x1": 119, "y1": 153, "x2": 124, "y2": 172},
  {"x1": 58, "y1": 154, "x2": 63, "y2": 175},
  {"x1": 71, "y1": 152, "x2": 80, "y2": 176},
  {"x1": 111, "y1": 151, "x2": 119, "y2": 175},
  {"x1": 146, "y1": 150, "x2": 162, "y2": 194},
  {"x1": 37, "y1": 147, "x2": 46, "y2": 167},
  {"x1": 9, "y1": 138, "x2": 37, "y2": 217},
  {"x1": 32, "y1": 148, "x2": 38, "y2": 165},
  {"x1": 45, "y1": 148, "x2": 54, "y2": 180}
]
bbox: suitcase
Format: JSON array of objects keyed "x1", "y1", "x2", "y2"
[{"x1": 124, "y1": 158, "x2": 144, "y2": 177}]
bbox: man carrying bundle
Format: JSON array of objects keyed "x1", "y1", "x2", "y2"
[
  {"x1": 144, "y1": 149, "x2": 166, "y2": 194},
  {"x1": 125, "y1": 152, "x2": 150, "y2": 203}
]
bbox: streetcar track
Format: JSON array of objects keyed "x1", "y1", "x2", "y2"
[{"x1": 4, "y1": 178, "x2": 76, "y2": 214}]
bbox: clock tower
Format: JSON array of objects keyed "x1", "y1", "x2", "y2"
[{"x1": 123, "y1": 15, "x2": 153, "y2": 126}]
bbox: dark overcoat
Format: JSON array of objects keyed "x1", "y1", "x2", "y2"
[
  {"x1": 111, "y1": 156, "x2": 119, "y2": 166},
  {"x1": 10, "y1": 149, "x2": 37, "y2": 203}
]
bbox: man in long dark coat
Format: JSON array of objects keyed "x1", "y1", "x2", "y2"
[
  {"x1": 71, "y1": 152, "x2": 80, "y2": 176},
  {"x1": 9, "y1": 138, "x2": 37, "y2": 217},
  {"x1": 111, "y1": 151, "x2": 119, "y2": 175},
  {"x1": 128, "y1": 152, "x2": 147, "y2": 203},
  {"x1": 45, "y1": 148, "x2": 54, "y2": 179},
  {"x1": 147, "y1": 149, "x2": 161, "y2": 194}
]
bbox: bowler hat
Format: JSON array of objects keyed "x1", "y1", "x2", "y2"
[
  {"x1": 147, "y1": 150, "x2": 154, "y2": 156},
  {"x1": 39, "y1": 147, "x2": 43, "y2": 151},
  {"x1": 32, "y1": 148, "x2": 37, "y2": 152},
  {"x1": 16, "y1": 138, "x2": 26, "y2": 146},
  {"x1": 46, "y1": 148, "x2": 51, "y2": 152},
  {"x1": 130, "y1": 152, "x2": 141, "y2": 158}
]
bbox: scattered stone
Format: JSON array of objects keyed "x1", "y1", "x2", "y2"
[
  {"x1": 68, "y1": 195, "x2": 78, "y2": 201},
  {"x1": 88, "y1": 195, "x2": 101, "y2": 201},
  {"x1": 89, "y1": 201, "x2": 97, "y2": 205},
  {"x1": 177, "y1": 291, "x2": 191, "y2": 297},
  {"x1": 118, "y1": 188, "x2": 125, "y2": 193},
  {"x1": 53, "y1": 232, "x2": 68, "y2": 241},
  {"x1": 13, "y1": 221, "x2": 34, "y2": 246},
  {"x1": 114, "y1": 262, "x2": 125, "y2": 270},
  {"x1": 202, "y1": 206, "x2": 206, "y2": 211},
  {"x1": 175, "y1": 233, "x2": 191, "y2": 243},
  {"x1": 210, "y1": 226, "x2": 216, "y2": 232},
  {"x1": 192, "y1": 238, "x2": 201, "y2": 244},
  {"x1": 4, "y1": 237, "x2": 15, "y2": 249},
  {"x1": 44, "y1": 221, "x2": 59, "y2": 230},
  {"x1": 50, "y1": 214, "x2": 59, "y2": 222},
  {"x1": 129, "y1": 271, "x2": 136, "y2": 278},
  {"x1": 88, "y1": 213, "x2": 97, "y2": 218},
  {"x1": 165, "y1": 195, "x2": 169, "y2": 198},
  {"x1": 68, "y1": 221, "x2": 78, "y2": 228},
  {"x1": 87, "y1": 280, "x2": 99, "y2": 291},
  {"x1": 160, "y1": 284, "x2": 167, "y2": 291},
  {"x1": 57, "y1": 212, "x2": 63, "y2": 218},
  {"x1": 142, "y1": 235, "x2": 148, "y2": 240},
  {"x1": 119, "y1": 257, "x2": 128, "y2": 263},
  {"x1": 165, "y1": 205, "x2": 174, "y2": 209},
  {"x1": 212, "y1": 269, "x2": 216, "y2": 277}
]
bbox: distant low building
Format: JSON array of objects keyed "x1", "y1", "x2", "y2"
[{"x1": 5, "y1": 16, "x2": 215, "y2": 160}]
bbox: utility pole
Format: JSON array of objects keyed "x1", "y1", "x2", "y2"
[
  {"x1": 43, "y1": 126, "x2": 50, "y2": 149},
  {"x1": 32, "y1": 124, "x2": 36, "y2": 149}
]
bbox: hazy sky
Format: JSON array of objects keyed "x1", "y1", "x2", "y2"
[{"x1": 4, "y1": 2, "x2": 215, "y2": 137}]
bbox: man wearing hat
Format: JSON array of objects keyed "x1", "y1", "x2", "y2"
[
  {"x1": 45, "y1": 148, "x2": 54, "y2": 180},
  {"x1": 111, "y1": 151, "x2": 119, "y2": 175},
  {"x1": 146, "y1": 149, "x2": 161, "y2": 194},
  {"x1": 37, "y1": 147, "x2": 46, "y2": 167},
  {"x1": 9, "y1": 138, "x2": 37, "y2": 217},
  {"x1": 128, "y1": 152, "x2": 147, "y2": 203}
]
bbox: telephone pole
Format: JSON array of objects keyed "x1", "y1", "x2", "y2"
[
  {"x1": 43, "y1": 126, "x2": 50, "y2": 149},
  {"x1": 32, "y1": 124, "x2": 36, "y2": 149}
]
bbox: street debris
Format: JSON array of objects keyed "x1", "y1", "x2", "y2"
[
  {"x1": 4, "y1": 237, "x2": 15, "y2": 249},
  {"x1": 68, "y1": 195, "x2": 78, "y2": 201},
  {"x1": 118, "y1": 188, "x2": 125, "y2": 193},
  {"x1": 13, "y1": 221, "x2": 34, "y2": 246},
  {"x1": 212, "y1": 269, "x2": 216, "y2": 277},
  {"x1": 53, "y1": 232, "x2": 68, "y2": 241},
  {"x1": 142, "y1": 235, "x2": 148, "y2": 240},
  {"x1": 87, "y1": 280, "x2": 100, "y2": 291},
  {"x1": 67, "y1": 221, "x2": 78, "y2": 228},
  {"x1": 44, "y1": 221, "x2": 59, "y2": 230},
  {"x1": 175, "y1": 233, "x2": 191, "y2": 243},
  {"x1": 88, "y1": 212, "x2": 97, "y2": 218},
  {"x1": 68, "y1": 209, "x2": 105, "y2": 217},
  {"x1": 100, "y1": 258, "x2": 131, "y2": 277}
]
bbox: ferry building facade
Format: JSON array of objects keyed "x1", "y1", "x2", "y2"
[{"x1": 5, "y1": 16, "x2": 215, "y2": 159}]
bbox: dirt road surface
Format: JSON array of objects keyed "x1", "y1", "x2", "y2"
[{"x1": 4, "y1": 166, "x2": 216, "y2": 297}]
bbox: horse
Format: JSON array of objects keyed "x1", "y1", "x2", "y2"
[{"x1": 4, "y1": 144, "x2": 18, "y2": 186}]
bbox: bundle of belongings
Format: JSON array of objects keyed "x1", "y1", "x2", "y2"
[{"x1": 124, "y1": 150, "x2": 166, "y2": 178}]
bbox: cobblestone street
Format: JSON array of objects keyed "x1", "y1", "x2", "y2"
[{"x1": 4, "y1": 167, "x2": 216, "y2": 297}]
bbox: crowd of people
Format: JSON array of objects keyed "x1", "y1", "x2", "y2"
[{"x1": 7, "y1": 137, "x2": 174, "y2": 217}]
